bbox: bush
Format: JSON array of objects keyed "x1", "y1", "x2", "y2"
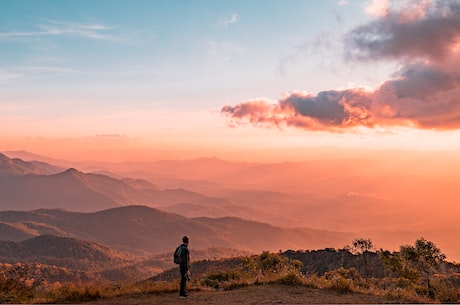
[
  {"x1": 259, "y1": 251, "x2": 284, "y2": 272},
  {"x1": 201, "y1": 270, "x2": 242, "y2": 289},
  {"x1": 322, "y1": 268, "x2": 361, "y2": 294},
  {"x1": 109, "y1": 280, "x2": 180, "y2": 297},
  {"x1": 427, "y1": 279, "x2": 459, "y2": 303},
  {"x1": 45, "y1": 285, "x2": 102, "y2": 303},
  {"x1": 330, "y1": 276, "x2": 354, "y2": 294},
  {"x1": 0, "y1": 264, "x2": 39, "y2": 303},
  {"x1": 275, "y1": 271, "x2": 303, "y2": 286}
]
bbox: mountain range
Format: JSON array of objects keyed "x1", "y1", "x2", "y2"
[
  {"x1": 1, "y1": 150, "x2": 460, "y2": 262},
  {"x1": 0, "y1": 205, "x2": 353, "y2": 256},
  {"x1": 0, "y1": 152, "x2": 354, "y2": 256},
  {"x1": 0, "y1": 152, "x2": 235, "y2": 212}
]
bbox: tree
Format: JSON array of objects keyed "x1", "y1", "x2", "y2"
[
  {"x1": 351, "y1": 238, "x2": 374, "y2": 278},
  {"x1": 402, "y1": 238, "x2": 446, "y2": 288},
  {"x1": 380, "y1": 237, "x2": 446, "y2": 296},
  {"x1": 351, "y1": 238, "x2": 374, "y2": 254}
]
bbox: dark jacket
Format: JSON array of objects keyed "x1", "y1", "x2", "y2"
[{"x1": 179, "y1": 243, "x2": 190, "y2": 271}]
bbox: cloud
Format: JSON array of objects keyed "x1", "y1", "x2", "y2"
[
  {"x1": 364, "y1": 0, "x2": 390, "y2": 17},
  {"x1": 337, "y1": 0, "x2": 349, "y2": 6},
  {"x1": 221, "y1": 0, "x2": 460, "y2": 131},
  {"x1": 0, "y1": 65, "x2": 77, "y2": 83},
  {"x1": 0, "y1": 72, "x2": 23, "y2": 82},
  {"x1": 277, "y1": 33, "x2": 335, "y2": 76},
  {"x1": 346, "y1": 0, "x2": 460, "y2": 61},
  {"x1": 221, "y1": 13, "x2": 238, "y2": 27},
  {"x1": 0, "y1": 19, "x2": 118, "y2": 41},
  {"x1": 95, "y1": 134, "x2": 127, "y2": 139},
  {"x1": 221, "y1": 90, "x2": 377, "y2": 131}
]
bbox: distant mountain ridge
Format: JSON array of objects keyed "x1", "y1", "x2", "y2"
[
  {"x1": 0, "y1": 205, "x2": 354, "y2": 256},
  {"x1": 0, "y1": 234, "x2": 131, "y2": 271},
  {"x1": 0, "y1": 152, "x2": 50, "y2": 177},
  {"x1": 0, "y1": 153, "x2": 352, "y2": 258},
  {"x1": 0, "y1": 152, "x2": 232, "y2": 212}
]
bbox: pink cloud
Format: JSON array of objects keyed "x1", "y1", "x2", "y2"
[{"x1": 221, "y1": 0, "x2": 460, "y2": 131}]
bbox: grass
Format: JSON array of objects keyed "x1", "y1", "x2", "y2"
[{"x1": 1, "y1": 251, "x2": 459, "y2": 304}]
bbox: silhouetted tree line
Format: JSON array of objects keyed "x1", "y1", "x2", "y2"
[
  {"x1": 283, "y1": 237, "x2": 459, "y2": 279},
  {"x1": 283, "y1": 248, "x2": 387, "y2": 278}
]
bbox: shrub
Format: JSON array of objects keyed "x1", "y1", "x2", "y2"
[
  {"x1": 427, "y1": 278, "x2": 459, "y2": 303},
  {"x1": 45, "y1": 285, "x2": 102, "y2": 303},
  {"x1": 324, "y1": 267, "x2": 361, "y2": 282},
  {"x1": 201, "y1": 270, "x2": 242, "y2": 289},
  {"x1": 0, "y1": 264, "x2": 39, "y2": 303},
  {"x1": 275, "y1": 271, "x2": 303, "y2": 286},
  {"x1": 259, "y1": 251, "x2": 284, "y2": 272},
  {"x1": 330, "y1": 276, "x2": 354, "y2": 294},
  {"x1": 322, "y1": 268, "x2": 361, "y2": 294}
]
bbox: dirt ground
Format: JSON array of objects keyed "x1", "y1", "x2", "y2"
[{"x1": 89, "y1": 284, "x2": 413, "y2": 305}]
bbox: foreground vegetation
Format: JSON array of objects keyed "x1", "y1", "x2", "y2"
[{"x1": 1, "y1": 238, "x2": 459, "y2": 303}]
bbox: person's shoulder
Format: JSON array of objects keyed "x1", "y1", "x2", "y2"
[{"x1": 181, "y1": 243, "x2": 189, "y2": 251}]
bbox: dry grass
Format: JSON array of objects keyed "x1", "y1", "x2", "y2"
[{"x1": 3, "y1": 251, "x2": 459, "y2": 304}]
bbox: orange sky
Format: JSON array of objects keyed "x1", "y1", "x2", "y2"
[
  {"x1": 3, "y1": 124, "x2": 460, "y2": 163},
  {"x1": 2, "y1": 0, "x2": 460, "y2": 164}
]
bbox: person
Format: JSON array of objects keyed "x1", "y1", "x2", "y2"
[{"x1": 179, "y1": 235, "x2": 190, "y2": 298}]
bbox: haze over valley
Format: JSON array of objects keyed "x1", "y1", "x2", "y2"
[{"x1": 1, "y1": 150, "x2": 459, "y2": 263}]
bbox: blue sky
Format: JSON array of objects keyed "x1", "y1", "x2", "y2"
[
  {"x1": 1, "y1": 0, "x2": 460, "y2": 161},
  {"x1": 1, "y1": 0, "x2": 374, "y2": 106}
]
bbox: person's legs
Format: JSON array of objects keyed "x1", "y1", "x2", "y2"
[{"x1": 179, "y1": 267, "x2": 188, "y2": 297}]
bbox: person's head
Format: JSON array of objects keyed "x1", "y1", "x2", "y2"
[{"x1": 182, "y1": 235, "x2": 189, "y2": 245}]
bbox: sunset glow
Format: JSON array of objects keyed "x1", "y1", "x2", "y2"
[{"x1": 1, "y1": 0, "x2": 460, "y2": 162}]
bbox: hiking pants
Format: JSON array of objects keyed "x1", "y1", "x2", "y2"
[{"x1": 179, "y1": 266, "x2": 188, "y2": 295}]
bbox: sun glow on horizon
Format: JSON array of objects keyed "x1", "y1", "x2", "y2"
[{"x1": 2, "y1": 124, "x2": 460, "y2": 163}]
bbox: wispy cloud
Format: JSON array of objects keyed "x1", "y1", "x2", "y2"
[
  {"x1": 0, "y1": 65, "x2": 78, "y2": 83},
  {"x1": 0, "y1": 72, "x2": 23, "y2": 82},
  {"x1": 221, "y1": 13, "x2": 239, "y2": 27},
  {"x1": 337, "y1": 0, "x2": 349, "y2": 6},
  {"x1": 222, "y1": 0, "x2": 460, "y2": 131},
  {"x1": 0, "y1": 19, "x2": 119, "y2": 41},
  {"x1": 276, "y1": 33, "x2": 336, "y2": 76}
]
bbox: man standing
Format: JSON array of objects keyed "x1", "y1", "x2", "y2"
[{"x1": 178, "y1": 235, "x2": 190, "y2": 298}]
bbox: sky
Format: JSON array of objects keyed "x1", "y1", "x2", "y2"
[{"x1": 1, "y1": 0, "x2": 460, "y2": 162}]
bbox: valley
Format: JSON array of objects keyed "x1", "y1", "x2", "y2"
[
  {"x1": 1, "y1": 150, "x2": 460, "y2": 303},
  {"x1": 2, "y1": 150, "x2": 460, "y2": 261}
]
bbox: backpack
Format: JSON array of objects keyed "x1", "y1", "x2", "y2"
[{"x1": 173, "y1": 245, "x2": 183, "y2": 264}]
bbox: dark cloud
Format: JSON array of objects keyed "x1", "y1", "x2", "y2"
[
  {"x1": 388, "y1": 62, "x2": 459, "y2": 99},
  {"x1": 221, "y1": 89, "x2": 375, "y2": 131},
  {"x1": 344, "y1": 0, "x2": 460, "y2": 62},
  {"x1": 221, "y1": 0, "x2": 460, "y2": 131}
]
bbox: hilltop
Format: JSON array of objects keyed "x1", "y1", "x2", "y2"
[{"x1": 1, "y1": 235, "x2": 459, "y2": 303}]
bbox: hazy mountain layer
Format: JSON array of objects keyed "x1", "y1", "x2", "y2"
[
  {"x1": 0, "y1": 206, "x2": 353, "y2": 256},
  {"x1": 2, "y1": 150, "x2": 460, "y2": 261},
  {"x1": 0, "y1": 234, "x2": 131, "y2": 271},
  {"x1": 0, "y1": 152, "x2": 232, "y2": 212}
]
